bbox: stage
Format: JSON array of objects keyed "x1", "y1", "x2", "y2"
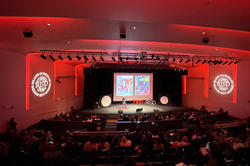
[{"x1": 83, "y1": 103, "x2": 186, "y2": 115}]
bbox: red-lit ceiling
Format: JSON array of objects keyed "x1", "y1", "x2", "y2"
[
  {"x1": 1, "y1": 0, "x2": 250, "y2": 31},
  {"x1": 0, "y1": 0, "x2": 250, "y2": 57}
]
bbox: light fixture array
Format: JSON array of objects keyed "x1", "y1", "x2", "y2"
[{"x1": 39, "y1": 50, "x2": 239, "y2": 65}]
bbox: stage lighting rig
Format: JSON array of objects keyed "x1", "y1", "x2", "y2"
[
  {"x1": 213, "y1": 60, "x2": 218, "y2": 65},
  {"x1": 84, "y1": 56, "x2": 89, "y2": 61},
  {"x1": 67, "y1": 55, "x2": 72, "y2": 61},
  {"x1": 234, "y1": 60, "x2": 239, "y2": 64},
  {"x1": 218, "y1": 60, "x2": 223, "y2": 64},
  {"x1": 202, "y1": 60, "x2": 207, "y2": 64},
  {"x1": 58, "y1": 55, "x2": 64, "y2": 61},
  {"x1": 195, "y1": 59, "x2": 201, "y2": 64},
  {"x1": 49, "y1": 55, "x2": 55, "y2": 61},
  {"x1": 40, "y1": 54, "x2": 46, "y2": 59},
  {"x1": 223, "y1": 61, "x2": 228, "y2": 65},
  {"x1": 92, "y1": 56, "x2": 96, "y2": 62},
  {"x1": 100, "y1": 56, "x2": 104, "y2": 62},
  {"x1": 185, "y1": 59, "x2": 191, "y2": 63},
  {"x1": 228, "y1": 61, "x2": 233, "y2": 65},
  {"x1": 76, "y1": 55, "x2": 81, "y2": 60},
  {"x1": 179, "y1": 59, "x2": 183, "y2": 63}
]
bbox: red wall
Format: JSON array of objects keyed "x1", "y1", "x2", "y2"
[
  {"x1": 183, "y1": 61, "x2": 250, "y2": 118},
  {"x1": 0, "y1": 52, "x2": 83, "y2": 132}
]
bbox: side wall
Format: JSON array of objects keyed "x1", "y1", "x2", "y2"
[
  {"x1": 183, "y1": 60, "x2": 250, "y2": 118},
  {"x1": 0, "y1": 51, "x2": 83, "y2": 132}
]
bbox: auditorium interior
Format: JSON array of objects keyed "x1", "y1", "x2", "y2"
[{"x1": 0, "y1": 0, "x2": 250, "y2": 166}]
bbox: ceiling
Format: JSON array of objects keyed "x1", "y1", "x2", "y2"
[
  {"x1": 1, "y1": 0, "x2": 250, "y2": 31},
  {"x1": 1, "y1": 0, "x2": 250, "y2": 59}
]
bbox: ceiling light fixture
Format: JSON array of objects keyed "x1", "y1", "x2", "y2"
[
  {"x1": 40, "y1": 54, "x2": 46, "y2": 59},
  {"x1": 67, "y1": 55, "x2": 72, "y2": 61},
  {"x1": 76, "y1": 55, "x2": 81, "y2": 60},
  {"x1": 202, "y1": 60, "x2": 207, "y2": 64},
  {"x1": 84, "y1": 56, "x2": 88, "y2": 61},
  {"x1": 49, "y1": 55, "x2": 55, "y2": 61},
  {"x1": 58, "y1": 55, "x2": 64, "y2": 61},
  {"x1": 195, "y1": 59, "x2": 201, "y2": 64},
  {"x1": 234, "y1": 60, "x2": 239, "y2": 64}
]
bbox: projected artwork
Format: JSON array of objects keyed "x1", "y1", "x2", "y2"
[
  {"x1": 135, "y1": 76, "x2": 150, "y2": 95},
  {"x1": 31, "y1": 72, "x2": 51, "y2": 97},
  {"x1": 113, "y1": 73, "x2": 153, "y2": 101},
  {"x1": 213, "y1": 74, "x2": 234, "y2": 95},
  {"x1": 116, "y1": 75, "x2": 133, "y2": 96}
]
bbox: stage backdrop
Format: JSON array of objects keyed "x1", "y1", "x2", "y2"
[{"x1": 83, "y1": 67, "x2": 183, "y2": 109}]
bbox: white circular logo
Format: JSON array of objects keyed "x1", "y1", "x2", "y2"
[
  {"x1": 101, "y1": 95, "x2": 112, "y2": 107},
  {"x1": 213, "y1": 74, "x2": 234, "y2": 95},
  {"x1": 31, "y1": 72, "x2": 51, "y2": 97},
  {"x1": 160, "y1": 96, "x2": 169, "y2": 104}
]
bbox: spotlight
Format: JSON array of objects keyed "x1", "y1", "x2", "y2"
[
  {"x1": 58, "y1": 55, "x2": 64, "y2": 61},
  {"x1": 92, "y1": 56, "x2": 96, "y2": 62},
  {"x1": 158, "y1": 60, "x2": 162, "y2": 64},
  {"x1": 218, "y1": 60, "x2": 223, "y2": 64},
  {"x1": 207, "y1": 60, "x2": 212, "y2": 64},
  {"x1": 234, "y1": 60, "x2": 239, "y2": 64},
  {"x1": 49, "y1": 55, "x2": 55, "y2": 61},
  {"x1": 179, "y1": 59, "x2": 183, "y2": 63},
  {"x1": 213, "y1": 60, "x2": 218, "y2": 65},
  {"x1": 165, "y1": 58, "x2": 168, "y2": 62},
  {"x1": 223, "y1": 61, "x2": 228, "y2": 65},
  {"x1": 67, "y1": 55, "x2": 72, "y2": 61},
  {"x1": 202, "y1": 37, "x2": 209, "y2": 44},
  {"x1": 202, "y1": 60, "x2": 207, "y2": 64},
  {"x1": 112, "y1": 57, "x2": 116, "y2": 62},
  {"x1": 195, "y1": 59, "x2": 201, "y2": 64},
  {"x1": 76, "y1": 55, "x2": 81, "y2": 60},
  {"x1": 40, "y1": 54, "x2": 46, "y2": 59},
  {"x1": 151, "y1": 54, "x2": 155, "y2": 59},
  {"x1": 119, "y1": 57, "x2": 123, "y2": 62},
  {"x1": 172, "y1": 58, "x2": 176, "y2": 62},
  {"x1": 100, "y1": 56, "x2": 104, "y2": 62},
  {"x1": 228, "y1": 61, "x2": 233, "y2": 65},
  {"x1": 185, "y1": 59, "x2": 191, "y2": 63},
  {"x1": 84, "y1": 56, "x2": 89, "y2": 61}
]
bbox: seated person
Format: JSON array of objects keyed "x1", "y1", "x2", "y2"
[{"x1": 120, "y1": 135, "x2": 132, "y2": 147}]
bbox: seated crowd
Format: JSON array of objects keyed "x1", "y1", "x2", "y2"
[{"x1": 0, "y1": 114, "x2": 250, "y2": 166}]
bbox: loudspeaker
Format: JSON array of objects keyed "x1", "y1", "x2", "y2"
[
  {"x1": 120, "y1": 33, "x2": 126, "y2": 39},
  {"x1": 136, "y1": 108, "x2": 143, "y2": 113},
  {"x1": 202, "y1": 37, "x2": 209, "y2": 44},
  {"x1": 120, "y1": 23, "x2": 126, "y2": 39},
  {"x1": 23, "y1": 30, "x2": 33, "y2": 38}
]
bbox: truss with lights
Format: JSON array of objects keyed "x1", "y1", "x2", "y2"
[{"x1": 39, "y1": 50, "x2": 239, "y2": 66}]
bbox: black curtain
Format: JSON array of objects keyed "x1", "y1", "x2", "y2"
[
  {"x1": 83, "y1": 67, "x2": 184, "y2": 109},
  {"x1": 83, "y1": 68, "x2": 96, "y2": 109}
]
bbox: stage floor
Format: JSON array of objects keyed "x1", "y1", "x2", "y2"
[{"x1": 83, "y1": 103, "x2": 185, "y2": 114}]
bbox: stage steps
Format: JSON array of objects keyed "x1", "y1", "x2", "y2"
[{"x1": 105, "y1": 119, "x2": 118, "y2": 131}]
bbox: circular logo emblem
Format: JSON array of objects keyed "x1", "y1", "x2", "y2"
[
  {"x1": 213, "y1": 74, "x2": 234, "y2": 95},
  {"x1": 31, "y1": 72, "x2": 51, "y2": 97},
  {"x1": 101, "y1": 95, "x2": 112, "y2": 107},
  {"x1": 160, "y1": 96, "x2": 169, "y2": 105}
]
